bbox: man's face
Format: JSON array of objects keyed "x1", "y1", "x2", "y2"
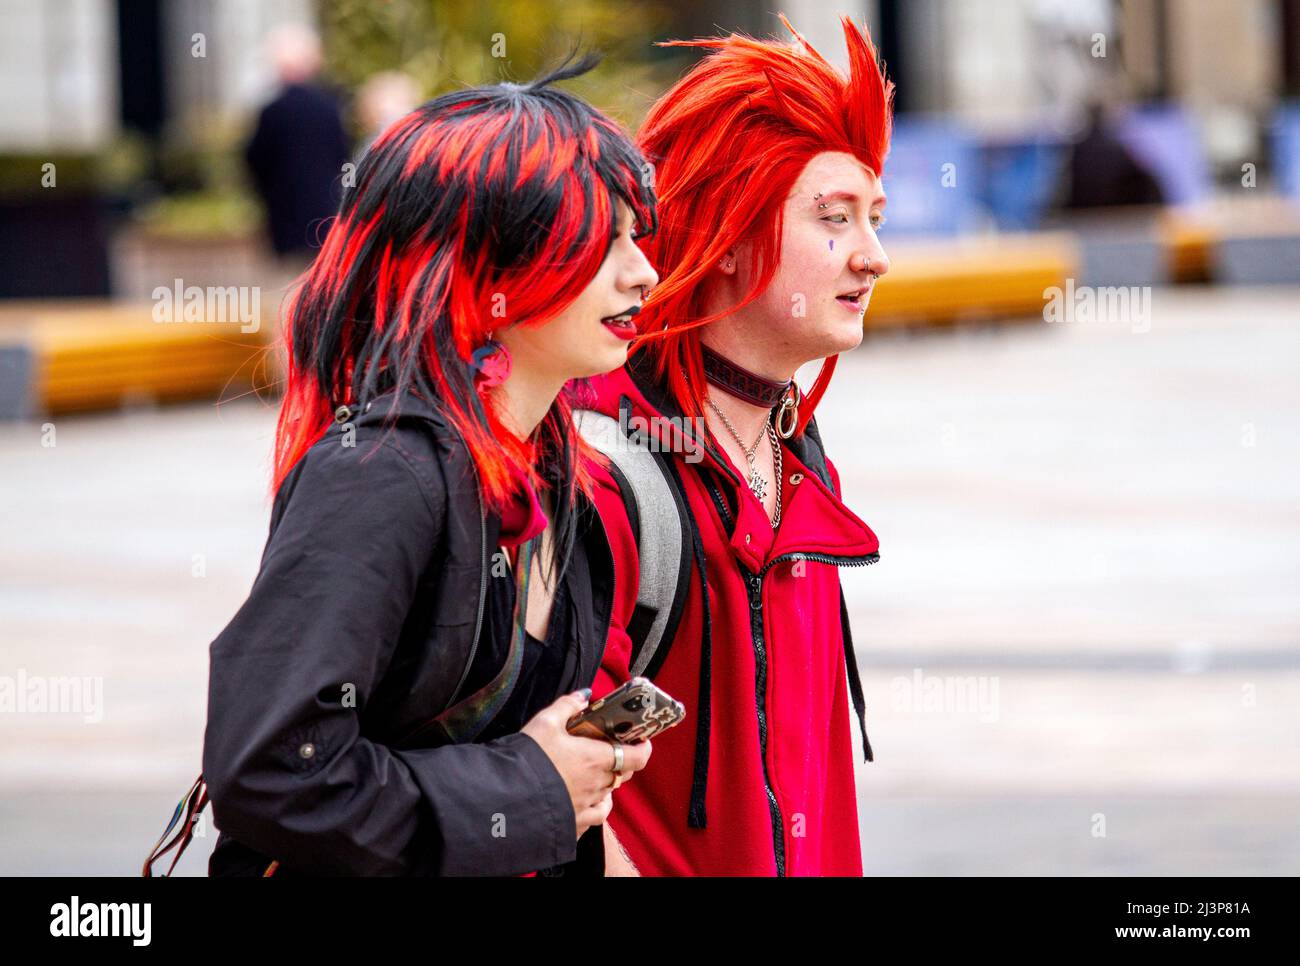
[{"x1": 730, "y1": 151, "x2": 889, "y2": 368}]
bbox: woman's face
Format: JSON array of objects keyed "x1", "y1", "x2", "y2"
[{"x1": 496, "y1": 200, "x2": 659, "y2": 384}]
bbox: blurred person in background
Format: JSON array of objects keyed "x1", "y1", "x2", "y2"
[
  {"x1": 244, "y1": 23, "x2": 351, "y2": 267},
  {"x1": 582, "y1": 15, "x2": 892, "y2": 876},
  {"x1": 1060, "y1": 100, "x2": 1165, "y2": 209},
  {"x1": 356, "y1": 71, "x2": 422, "y2": 156},
  {"x1": 162, "y1": 56, "x2": 661, "y2": 876}
]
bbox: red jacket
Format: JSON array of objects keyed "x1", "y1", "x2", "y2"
[{"x1": 587, "y1": 356, "x2": 881, "y2": 876}]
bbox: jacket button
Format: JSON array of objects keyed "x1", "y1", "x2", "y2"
[
  {"x1": 744, "y1": 533, "x2": 751, "y2": 544},
  {"x1": 298, "y1": 742, "x2": 316, "y2": 759},
  {"x1": 790, "y1": 473, "x2": 803, "y2": 485}
]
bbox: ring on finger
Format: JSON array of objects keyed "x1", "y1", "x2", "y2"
[{"x1": 610, "y1": 742, "x2": 624, "y2": 774}]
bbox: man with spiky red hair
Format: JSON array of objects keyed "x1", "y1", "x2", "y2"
[{"x1": 584, "y1": 15, "x2": 894, "y2": 876}]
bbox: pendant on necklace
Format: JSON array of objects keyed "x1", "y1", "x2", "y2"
[{"x1": 748, "y1": 465, "x2": 768, "y2": 502}]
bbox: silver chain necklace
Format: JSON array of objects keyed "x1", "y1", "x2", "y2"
[
  {"x1": 706, "y1": 395, "x2": 783, "y2": 528},
  {"x1": 767, "y1": 421, "x2": 783, "y2": 529}
]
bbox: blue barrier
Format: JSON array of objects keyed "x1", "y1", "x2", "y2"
[
  {"x1": 1273, "y1": 101, "x2": 1300, "y2": 200},
  {"x1": 880, "y1": 116, "x2": 980, "y2": 237}
]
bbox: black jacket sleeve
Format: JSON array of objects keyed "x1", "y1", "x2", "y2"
[
  {"x1": 243, "y1": 104, "x2": 273, "y2": 203},
  {"x1": 201, "y1": 429, "x2": 578, "y2": 875}
]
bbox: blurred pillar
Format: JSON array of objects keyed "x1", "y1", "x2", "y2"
[
  {"x1": 940, "y1": 0, "x2": 1111, "y2": 128},
  {"x1": 163, "y1": 0, "x2": 316, "y2": 124},
  {"x1": 116, "y1": 0, "x2": 166, "y2": 137},
  {"x1": 1165, "y1": 0, "x2": 1278, "y2": 111},
  {"x1": 0, "y1": 0, "x2": 118, "y2": 151},
  {"x1": 1120, "y1": 0, "x2": 1171, "y2": 102},
  {"x1": 774, "y1": 0, "x2": 874, "y2": 69},
  {"x1": 879, "y1": 0, "x2": 948, "y2": 115}
]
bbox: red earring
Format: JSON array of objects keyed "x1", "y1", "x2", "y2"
[{"x1": 471, "y1": 337, "x2": 511, "y2": 389}]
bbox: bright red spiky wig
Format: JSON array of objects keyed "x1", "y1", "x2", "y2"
[{"x1": 632, "y1": 13, "x2": 894, "y2": 436}]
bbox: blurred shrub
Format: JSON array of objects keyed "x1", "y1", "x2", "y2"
[
  {"x1": 134, "y1": 112, "x2": 259, "y2": 239},
  {"x1": 0, "y1": 132, "x2": 150, "y2": 198},
  {"x1": 318, "y1": 0, "x2": 680, "y2": 128},
  {"x1": 133, "y1": 190, "x2": 261, "y2": 240}
]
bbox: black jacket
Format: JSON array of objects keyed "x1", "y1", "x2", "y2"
[
  {"x1": 244, "y1": 83, "x2": 351, "y2": 255},
  {"x1": 202, "y1": 389, "x2": 614, "y2": 875}
]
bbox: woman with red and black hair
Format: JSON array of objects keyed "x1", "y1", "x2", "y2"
[{"x1": 193, "y1": 55, "x2": 659, "y2": 876}]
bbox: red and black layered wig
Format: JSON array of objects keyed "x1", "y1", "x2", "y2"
[
  {"x1": 272, "y1": 55, "x2": 656, "y2": 533},
  {"x1": 632, "y1": 14, "x2": 894, "y2": 437}
]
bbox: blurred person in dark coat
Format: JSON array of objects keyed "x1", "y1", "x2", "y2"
[
  {"x1": 245, "y1": 24, "x2": 351, "y2": 261},
  {"x1": 1062, "y1": 102, "x2": 1165, "y2": 209}
]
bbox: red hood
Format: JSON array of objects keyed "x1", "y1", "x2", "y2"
[{"x1": 585, "y1": 359, "x2": 880, "y2": 568}]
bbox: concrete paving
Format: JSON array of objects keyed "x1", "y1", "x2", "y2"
[{"x1": 1, "y1": 285, "x2": 1297, "y2": 875}]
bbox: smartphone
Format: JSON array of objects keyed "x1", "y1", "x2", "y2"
[{"x1": 566, "y1": 677, "x2": 685, "y2": 743}]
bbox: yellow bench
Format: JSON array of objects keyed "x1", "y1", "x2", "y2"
[
  {"x1": 865, "y1": 232, "x2": 1078, "y2": 329},
  {"x1": 0, "y1": 300, "x2": 274, "y2": 416}
]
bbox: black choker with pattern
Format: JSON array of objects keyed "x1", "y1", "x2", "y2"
[{"x1": 701, "y1": 344, "x2": 793, "y2": 408}]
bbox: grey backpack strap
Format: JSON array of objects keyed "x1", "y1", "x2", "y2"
[{"x1": 575, "y1": 398, "x2": 693, "y2": 678}]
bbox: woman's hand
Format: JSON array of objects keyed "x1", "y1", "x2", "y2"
[
  {"x1": 604, "y1": 822, "x2": 641, "y2": 876},
  {"x1": 521, "y1": 690, "x2": 653, "y2": 839}
]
